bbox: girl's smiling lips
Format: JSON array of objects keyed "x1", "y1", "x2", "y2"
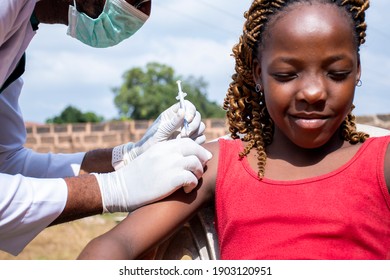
[{"x1": 289, "y1": 113, "x2": 329, "y2": 130}]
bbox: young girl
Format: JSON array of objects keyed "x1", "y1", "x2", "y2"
[{"x1": 78, "y1": 0, "x2": 390, "y2": 260}]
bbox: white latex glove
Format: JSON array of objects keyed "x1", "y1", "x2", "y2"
[
  {"x1": 112, "y1": 100, "x2": 206, "y2": 170},
  {"x1": 95, "y1": 138, "x2": 212, "y2": 213}
]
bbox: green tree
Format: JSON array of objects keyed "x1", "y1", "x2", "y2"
[
  {"x1": 113, "y1": 62, "x2": 225, "y2": 120},
  {"x1": 46, "y1": 105, "x2": 104, "y2": 124}
]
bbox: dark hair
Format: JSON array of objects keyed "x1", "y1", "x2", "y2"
[{"x1": 223, "y1": 0, "x2": 370, "y2": 179}]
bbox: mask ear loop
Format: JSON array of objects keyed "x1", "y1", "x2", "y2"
[{"x1": 135, "y1": 0, "x2": 150, "y2": 9}]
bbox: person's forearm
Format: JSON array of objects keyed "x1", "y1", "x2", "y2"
[
  {"x1": 51, "y1": 174, "x2": 103, "y2": 225},
  {"x1": 79, "y1": 148, "x2": 114, "y2": 174}
]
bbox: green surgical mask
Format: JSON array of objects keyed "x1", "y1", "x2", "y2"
[{"x1": 67, "y1": 0, "x2": 149, "y2": 48}]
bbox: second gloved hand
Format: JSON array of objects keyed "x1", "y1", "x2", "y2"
[
  {"x1": 112, "y1": 100, "x2": 206, "y2": 170},
  {"x1": 95, "y1": 138, "x2": 212, "y2": 213}
]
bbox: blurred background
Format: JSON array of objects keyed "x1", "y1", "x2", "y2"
[{"x1": 21, "y1": 0, "x2": 389, "y2": 124}]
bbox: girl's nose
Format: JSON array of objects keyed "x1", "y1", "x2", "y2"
[{"x1": 296, "y1": 75, "x2": 327, "y2": 104}]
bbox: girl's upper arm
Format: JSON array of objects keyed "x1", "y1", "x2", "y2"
[{"x1": 78, "y1": 141, "x2": 220, "y2": 260}]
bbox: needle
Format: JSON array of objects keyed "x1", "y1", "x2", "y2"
[{"x1": 176, "y1": 80, "x2": 189, "y2": 135}]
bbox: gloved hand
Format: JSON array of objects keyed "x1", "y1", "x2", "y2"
[
  {"x1": 95, "y1": 138, "x2": 212, "y2": 213},
  {"x1": 112, "y1": 100, "x2": 206, "y2": 170}
]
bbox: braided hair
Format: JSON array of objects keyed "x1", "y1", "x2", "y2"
[{"x1": 223, "y1": 0, "x2": 370, "y2": 179}]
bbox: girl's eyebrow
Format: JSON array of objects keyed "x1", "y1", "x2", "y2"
[
  {"x1": 268, "y1": 57, "x2": 303, "y2": 67},
  {"x1": 270, "y1": 54, "x2": 352, "y2": 66},
  {"x1": 325, "y1": 54, "x2": 354, "y2": 63}
]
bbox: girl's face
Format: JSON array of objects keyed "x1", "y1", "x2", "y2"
[{"x1": 253, "y1": 3, "x2": 361, "y2": 149}]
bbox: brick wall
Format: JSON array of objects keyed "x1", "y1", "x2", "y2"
[
  {"x1": 25, "y1": 119, "x2": 229, "y2": 153},
  {"x1": 25, "y1": 115, "x2": 390, "y2": 153}
]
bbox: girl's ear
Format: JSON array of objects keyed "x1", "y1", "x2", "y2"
[{"x1": 252, "y1": 58, "x2": 262, "y2": 85}]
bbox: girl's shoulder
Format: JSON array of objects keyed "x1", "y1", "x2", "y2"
[
  {"x1": 203, "y1": 136, "x2": 241, "y2": 155},
  {"x1": 202, "y1": 137, "x2": 243, "y2": 194},
  {"x1": 201, "y1": 140, "x2": 222, "y2": 196}
]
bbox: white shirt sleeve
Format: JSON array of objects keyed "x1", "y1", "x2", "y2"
[
  {"x1": 0, "y1": 1, "x2": 86, "y2": 256},
  {"x1": 0, "y1": 0, "x2": 37, "y2": 87},
  {"x1": 0, "y1": 174, "x2": 68, "y2": 256}
]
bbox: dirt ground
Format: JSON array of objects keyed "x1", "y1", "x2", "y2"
[{"x1": 0, "y1": 214, "x2": 126, "y2": 260}]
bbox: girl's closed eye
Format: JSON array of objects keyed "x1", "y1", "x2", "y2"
[
  {"x1": 327, "y1": 70, "x2": 352, "y2": 82},
  {"x1": 271, "y1": 72, "x2": 298, "y2": 83}
]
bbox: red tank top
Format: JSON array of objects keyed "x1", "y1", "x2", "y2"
[{"x1": 215, "y1": 137, "x2": 390, "y2": 259}]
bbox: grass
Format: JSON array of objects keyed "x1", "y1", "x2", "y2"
[{"x1": 0, "y1": 214, "x2": 126, "y2": 260}]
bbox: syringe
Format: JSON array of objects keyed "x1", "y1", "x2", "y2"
[{"x1": 176, "y1": 80, "x2": 189, "y2": 135}]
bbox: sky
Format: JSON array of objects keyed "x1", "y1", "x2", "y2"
[{"x1": 21, "y1": 0, "x2": 390, "y2": 123}]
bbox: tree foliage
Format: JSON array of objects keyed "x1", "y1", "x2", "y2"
[
  {"x1": 46, "y1": 105, "x2": 104, "y2": 124},
  {"x1": 113, "y1": 62, "x2": 225, "y2": 120}
]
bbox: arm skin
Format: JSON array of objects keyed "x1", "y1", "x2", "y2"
[
  {"x1": 50, "y1": 148, "x2": 113, "y2": 224},
  {"x1": 54, "y1": 174, "x2": 103, "y2": 225},
  {"x1": 79, "y1": 148, "x2": 114, "y2": 174},
  {"x1": 34, "y1": 0, "x2": 152, "y2": 25},
  {"x1": 77, "y1": 141, "x2": 220, "y2": 260},
  {"x1": 50, "y1": 148, "x2": 114, "y2": 225}
]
